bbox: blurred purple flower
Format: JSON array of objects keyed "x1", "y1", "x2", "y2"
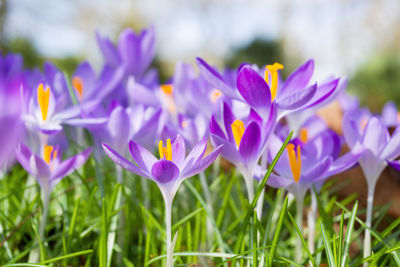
[
  {"x1": 22, "y1": 83, "x2": 107, "y2": 135},
  {"x1": 96, "y1": 27, "x2": 156, "y2": 80},
  {"x1": 16, "y1": 143, "x2": 92, "y2": 194}
]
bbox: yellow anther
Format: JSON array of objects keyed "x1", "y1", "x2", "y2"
[
  {"x1": 161, "y1": 84, "x2": 173, "y2": 96},
  {"x1": 299, "y1": 128, "x2": 308, "y2": 143},
  {"x1": 181, "y1": 120, "x2": 188, "y2": 129},
  {"x1": 72, "y1": 76, "x2": 84, "y2": 101},
  {"x1": 211, "y1": 89, "x2": 223, "y2": 103},
  {"x1": 44, "y1": 145, "x2": 54, "y2": 164},
  {"x1": 264, "y1": 62, "x2": 284, "y2": 101},
  {"x1": 231, "y1": 119, "x2": 245, "y2": 148},
  {"x1": 286, "y1": 143, "x2": 302, "y2": 183},
  {"x1": 37, "y1": 84, "x2": 50, "y2": 121},
  {"x1": 158, "y1": 139, "x2": 172, "y2": 161}
]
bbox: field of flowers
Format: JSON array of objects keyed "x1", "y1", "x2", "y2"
[{"x1": 0, "y1": 27, "x2": 400, "y2": 266}]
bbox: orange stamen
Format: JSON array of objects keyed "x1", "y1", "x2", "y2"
[
  {"x1": 299, "y1": 128, "x2": 308, "y2": 143},
  {"x1": 231, "y1": 119, "x2": 245, "y2": 148},
  {"x1": 158, "y1": 139, "x2": 172, "y2": 161},
  {"x1": 161, "y1": 84, "x2": 173, "y2": 96},
  {"x1": 287, "y1": 143, "x2": 302, "y2": 183},
  {"x1": 37, "y1": 84, "x2": 50, "y2": 121},
  {"x1": 264, "y1": 62, "x2": 284, "y2": 101},
  {"x1": 72, "y1": 76, "x2": 84, "y2": 101},
  {"x1": 44, "y1": 145, "x2": 54, "y2": 164},
  {"x1": 211, "y1": 89, "x2": 223, "y2": 102}
]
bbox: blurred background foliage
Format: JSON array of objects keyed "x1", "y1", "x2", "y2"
[{"x1": 0, "y1": 0, "x2": 399, "y2": 110}]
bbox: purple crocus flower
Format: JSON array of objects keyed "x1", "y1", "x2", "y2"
[
  {"x1": 102, "y1": 135, "x2": 222, "y2": 267},
  {"x1": 210, "y1": 101, "x2": 276, "y2": 200},
  {"x1": 22, "y1": 83, "x2": 107, "y2": 135},
  {"x1": 96, "y1": 27, "x2": 156, "y2": 79},
  {"x1": 265, "y1": 126, "x2": 361, "y2": 201},
  {"x1": 16, "y1": 143, "x2": 92, "y2": 195},
  {"x1": 97, "y1": 102, "x2": 162, "y2": 153},
  {"x1": 341, "y1": 114, "x2": 400, "y2": 260},
  {"x1": 381, "y1": 101, "x2": 400, "y2": 128},
  {"x1": 260, "y1": 122, "x2": 362, "y2": 261},
  {"x1": 15, "y1": 143, "x2": 92, "y2": 243}
]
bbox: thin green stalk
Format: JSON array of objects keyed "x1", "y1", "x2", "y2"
[
  {"x1": 364, "y1": 183, "x2": 376, "y2": 267},
  {"x1": 295, "y1": 195, "x2": 304, "y2": 263}
]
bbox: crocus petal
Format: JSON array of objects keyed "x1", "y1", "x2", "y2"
[
  {"x1": 15, "y1": 144, "x2": 33, "y2": 173},
  {"x1": 342, "y1": 112, "x2": 362, "y2": 148},
  {"x1": 237, "y1": 65, "x2": 271, "y2": 109},
  {"x1": 128, "y1": 141, "x2": 158, "y2": 174},
  {"x1": 107, "y1": 106, "x2": 131, "y2": 150},
  {"x1": 132, "y1": 109, "x2": 162, "y2": 150},
  {"x1": 210, "y1": 115, "x2": 227, "y2": 139},
  {"x1": 361, "y1": 117, "x2": 389, "y2": 156},
  {"x1": 388, "y1": 160, "x2": 400, "y2": 171},
  {"x1": 324, "y1": 149, "x2": 362, "y2": 178},
  {"x1": 96, "y1": 32, "x2": 121, "y2": 67},
  {"x1": 102, "y1": 143, "x2": 150, "y2": 178},
  {"x1": 196, "y1": 57, "x2": 237, "y2": 99},
  {"x1": 301, "y1": 156, "x2": 332, "y2": 184},
  {"x1": 279, "y1": 59, "x2": 314, "y2": 97},
  {"x1": 381, "y1": 127, "x2": 400, "y2": 160},
  {"x1": 50, "y1": 157, "x2": 76, "y2": 185},
  {"x1": 151, "y1": 160, "x2": 180, "y2": 184},
  {"x1": 182, "y1": 138, "x2": 208, "y2": 170},
  {"x1": 181, "y1": 145, "x2": 222, "y2": 179},
  {"x1": 171, "y1": 135, "x2": 186, "y2": 167},
  {"x1": 276, "y1": 83, "x2": 316, "y2": 110},
  {"x1": 211, "y1": 134, "x2": 241, "y2": 164},
  {"x1": 266, "y1": 174, "x2": 294, "y2": 189},
  {"x1": 64, "y1": 117, "x2": 108, "y2": 127},
  {"x1": 223, "y1": 102, "x2": 236, "y2": 143},
  {"x1": 30, "y1": 154, "x2": 50, "y2": 180},
  {"x1": 304, "y1": 78, "x2": 339, "y2": 109},
  {"x1": 382, "y1": 102, "x2": 398, "y2": 126},
  {"x1": 239, "y1": 121, "x2": 261, "y2": 165}
]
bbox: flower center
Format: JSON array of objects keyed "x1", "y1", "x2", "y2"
[
  {"x1": 264, "y1": 62, "x2": 284, "y2": 101},
  {"x1": 286, "y1": 143, "x2": 302, "y2": 183},
  {"x1": 210, "y1": 89, "x2": 223, "y2": 103},
  {"x1": 158, "y1": 139, "x2": 172, "y2": 161},
  {"x1": 37, "y1": 83, "x2": 50, "y2": 121},
  {"x1": 231, "y1": 119, "x2": 245, "y2": 148},
  {"x1": 72, "y1": 76, "x2": 84, "y2": 101},
  {"x1": 299, "y1": 128, "x2": 308, "y2": 143}
]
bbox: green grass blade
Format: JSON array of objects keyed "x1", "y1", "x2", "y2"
[
  {"x1": 233, "y1": 131, "x2": 293, "y2": 254},
  {"x1": 341, "y1": 201, "x2": 358, "y2": 267},
  {"x1": 320, "y1": 221, "x2": 336, "y2": 267},
  {"x1": 288, "y1": 212, "x2": 317, "y2": 267},
  {"x1": 268, "y1": 195, "x2": 288, "y2": 266}
]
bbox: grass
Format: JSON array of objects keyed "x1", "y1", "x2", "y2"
[{"x1": 1, "y1": 136, "x2": 400, "y2": 266}]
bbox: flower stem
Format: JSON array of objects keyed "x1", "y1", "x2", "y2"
[
  {"x1": 363, "y1": 183, "x2": 376, "y2": 267},
  {"x1": 164, "y1": 196, "x2": 173, "y2": 267},
  {"x1": 307, "y1": 190, "x2": 317, "y2": 253},
  {"x1": 296, "y1": 196, "x2": 304, "y2": 263},
  {"x1": 39, "y1": 191, "x2": 51, "y2": 243}
]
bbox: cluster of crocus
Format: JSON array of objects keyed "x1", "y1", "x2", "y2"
[{"x1": 1, "y1": 26, "x2": 398, "y2": 266}]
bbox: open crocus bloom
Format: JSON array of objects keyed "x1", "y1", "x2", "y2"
[
  {"x1": 210, "y1": 102, "x2": 276, "y2": 200},
  {"x1": 102, "y1": 135, "x2": 222, "y2": 201},
  {"x1": 236, "y1": 60, "x2": 341, "y2": 120},
  {"x1": 343, "y1": 115, "x2": 400, "y2": 185},
  {"x1": 15, "y1": 143, "x2": 92, "y2": 194},
  {"x1": 22, "y1": 83, "x2": 107, "y2": 134},
  {"x1": 264, "y1": 127, "x2": 362, "y2": 200}
]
